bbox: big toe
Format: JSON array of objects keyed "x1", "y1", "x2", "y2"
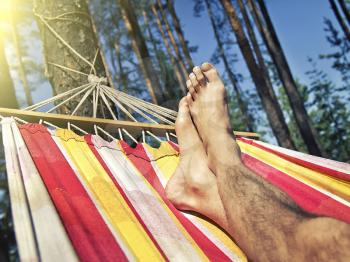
[
  {"x1": 176, "y1": 97, "x2": 191, "y2": 128},
  {"x1": 176, "y1": 97, "x2": 202, "y2": 149},
  {"x1": 200, "y1": 62, "x2": 220, "y2": 83}
]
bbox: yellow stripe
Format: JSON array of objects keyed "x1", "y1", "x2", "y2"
[
  {"x1": 119, "y1": 141, "x2": 210, "y2": 262},
  {"x1": 144, "y1": 142, "x2": 179, "y2": 180},
  {"x1": 145, "y1": 142, "x2": 247, "y2": 261},
  {"x1": 238, "y1": 141, "x2": 350, "y2": 201},
  {"x1": 55, "y1": 130, "x2": 164, "y2": 261}
]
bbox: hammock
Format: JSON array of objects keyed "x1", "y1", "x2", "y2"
[
  {"x1": 2, "y1": 116, "x2": 350, "y2": 261},
  {"x1": 1, "y1": 14, "x2": 349, "y2": 260}
]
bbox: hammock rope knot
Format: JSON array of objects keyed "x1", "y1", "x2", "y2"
[{"x1": 88, "y1": 74, "x2": 107, "y2": 84}]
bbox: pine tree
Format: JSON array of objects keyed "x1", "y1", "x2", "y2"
[
  {"x1": 204, "y1": 0, "x2": 255, "y2": 132},
  {"x1": 329, "y1": 0, "x2": 350, "y2": 40},
  {"x1": 166, "y1": 0, "x2": 194, "y2": 70},
  {"x1": 219, "y1": 0, "x2": 295, "y2": 149},
  {"x1": 118, "y1": 0, "x2": 165, "y2": 105},
  {"x1": 320, "y1": 19, "x2": 350, "y2": 102},
  {"x1": 151, "y1": 2, "x2": 187, "y2": 93},
  {"x1": 248, "y1": 0, "x2": 324, "y2": 156},
  {"x1": 306, "y1": 58, "x2": 350, "y2": 161}
]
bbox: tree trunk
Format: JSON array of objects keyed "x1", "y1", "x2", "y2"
[
  {"x1": 205, "y1": 0, "x2": 254, "y2": 132},
  {"x1": 249, "y1": 0, "x2": 325, "y2": 156},
  {"x1": 87, "y1": 0, "x2": 116, "y2": 91},
  {"x1": 0, "y1": 38, "x2": 19, "y2": 109},
  {"x1": 329, "y1": 0, "x2": 350, "y2": 40},
  {"x1": 114, "y1": 41, "x2": 128, "y2": 92},
  {"x1": 337, "y1": 0, "x2": 350, "y2": 26},
  {"x1": 34, "y1": 0, "x2": 111, "y2": 117},
  {"x1": 151, "y1": 3, "x2": 187, "y2": 94},
  {"x1": 236, "y1": 0, "x2": 283, "y2": 131},
  {"x1": 166, "y1": 0, "x2": 194, "y2": 70},
  {"x1": 142, "y1": 10, "x2": 167, "y2": 80},
  {"x1": 10, "y1": 5, "x2": 33, "y2": 106},
  {"x1": 155, "y1": 0, "x2": 188, "y2": 78},
  {"x1": 219, "y1": 0, "x2": 295, "y2": 149},
  {"x1": 118, "y1": 0, "x2": 164, "y2": 105}
]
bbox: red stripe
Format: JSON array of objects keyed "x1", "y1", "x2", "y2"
[
  {"x1": 19, "y1": 124, "x2": 127, "y2": 262},
  {"x1": 239, "y1": 137, "x2": 350, "y2": 182},
  {"x1": 172, "y1": 141, "x2": 350, "y2": 223},
  {"x1": 241, "y1": 153, "x2": 350, "y2": 224},
  {"x1": 84, "y1": 135, "x2": 168, "y2": 261},
  {"x1": 120, "y1": 141, "x2": 232, "y2": 262}
]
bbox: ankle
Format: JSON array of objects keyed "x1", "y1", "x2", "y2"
[{"x1": 207, "y1": 135, "x2": 242, "y2": 173}]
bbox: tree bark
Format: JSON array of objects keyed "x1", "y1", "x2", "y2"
[
  {"x1": 155, "y1": 0, "x2": 188, "y2": 78},
  {"x1": 205, "y1": 0, "x2": 254, "y2": 132},
  {"x1": 151, "y1": 4, "x2": 187, "y2": 94},
  {"x1": 249, "y1": 0, "x2": 325, "y2": 156},
  {"x1": 166, "y1": 0, "x2": 194, "y2": 70},
  {"x1": 329, "y1": 0, "x2": 350, "y2": 40},
  {"x1": 337, "y1": 0, "x2": 350, "y2": 26},
  {"x1": 34, "y1": 0, "x2": 111, "y2": 117},
  {"x1": 219, "y1": 0, "x2": 295, "y2": 149},
  {"x1": 10, "y1": 5, "x2": 33, "y2": 106},
  {"x1": 118, "y1": 0, "x2": 165, "y2": 105},
  {"x1": 0, "y1": 38, "x2": 19, "y2": 109}
]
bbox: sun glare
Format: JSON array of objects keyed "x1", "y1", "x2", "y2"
[{"x1": 0, "y1": 0, "x2": 13, "y2": 37}]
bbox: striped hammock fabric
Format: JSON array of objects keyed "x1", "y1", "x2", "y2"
[{"x1": 2, "y1": 117, "x2": 350, "y2": 262}]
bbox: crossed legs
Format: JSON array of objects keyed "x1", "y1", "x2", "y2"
[{"x1": 166, "y1": 63, "x2": 350, "y2": 262}]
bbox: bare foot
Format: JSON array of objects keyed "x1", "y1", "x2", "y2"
[
  {"x1": 165, "y1": 98, "x2": 227, "y2": 228},
  {"x1": 187, "y1": 63, "x2": 242, "y2": 173}
]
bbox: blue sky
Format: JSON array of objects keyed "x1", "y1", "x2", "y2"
[{"x1": 174, "y1": 0, "x2": 341, "y2": 87}]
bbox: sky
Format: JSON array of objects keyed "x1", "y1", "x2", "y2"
[{"x1": 174, "y1": 0, "x2": 342, "y2": 87}]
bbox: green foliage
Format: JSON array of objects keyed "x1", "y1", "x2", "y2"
[
  {"x1": 305, "y1": 58, "x2": 350, "y2": 161},
  {"x1": 319, "y1": 19, "x2": 350, "y2": 102}
]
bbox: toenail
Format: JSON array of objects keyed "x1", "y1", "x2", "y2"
[
  {"x1": 193, "y1": 66, "x2": 200, "y2": 71},
  {"x1": 190, "y1": 73, "x2": 195, "y2": 77}
]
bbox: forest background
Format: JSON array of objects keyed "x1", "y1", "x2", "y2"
[{"x1": 0, "y1": 0, "x2": 350, "y2": 260}]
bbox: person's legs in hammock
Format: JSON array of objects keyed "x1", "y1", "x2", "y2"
[
  {"x1": 167, "y1": 63, "x2": 350, "y2": 262},
  {"x1": 165, "y1": 97, "x2": 228, "y2": 228}
]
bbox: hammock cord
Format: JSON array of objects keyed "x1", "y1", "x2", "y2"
[{"x1": 30, "y1": 10, "x2": 177, "y2": 128}]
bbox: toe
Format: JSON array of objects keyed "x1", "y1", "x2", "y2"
[
  {"x1": 189, "y1": 73, "x2": 200, "y2": 92},
  {"x1": 176, "y1": 97, "x2": 190, "y2": 127},
  {"x1": 186, "y1": 92, "x2": 193, "y2": 106},
  {"x1": 193, "y1": 66, "x2": 206, "y2": 87},
  {"x1": 186, "y1": 79, "x2": 196, "y2": 100},
  {"x1": 200, "y1": 62, "x2": 220, "y2": 83}
]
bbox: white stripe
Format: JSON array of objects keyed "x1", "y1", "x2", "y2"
[
  {"x1": 92, "y1": 135, "x2": 201, "y2": 262},
  {"x1": 253, "y1": 139, "x2": 350, "y2": 175},
  {"x1": 2, "y1": 118, "x2": 38, "y2": 261}
]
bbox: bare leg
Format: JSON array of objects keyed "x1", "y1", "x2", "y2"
[
  {"x1": 184, "y1": 62, "x2": 350, "y2": 261},
  {"x1": 165, "y1": 97, "x2": 228, "y2": 228}
]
